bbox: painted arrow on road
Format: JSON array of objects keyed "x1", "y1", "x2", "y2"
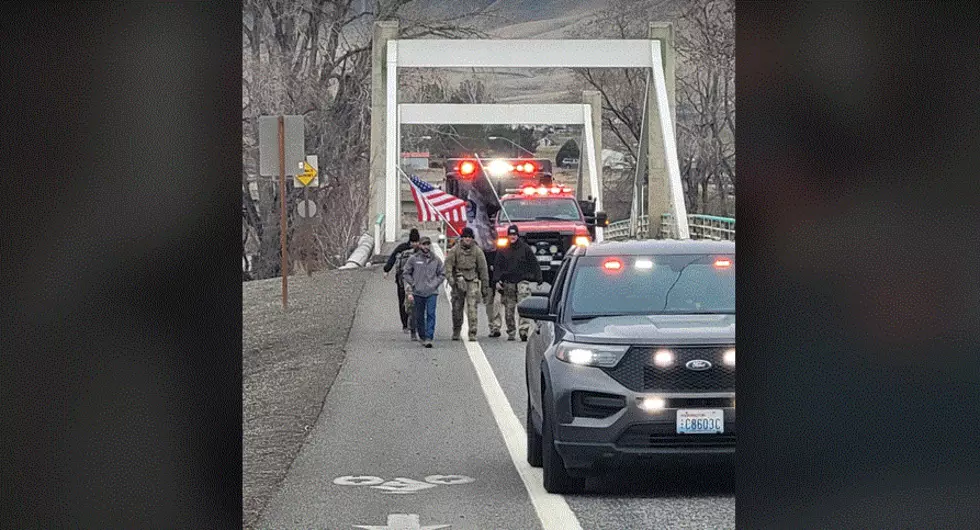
[{"x1": 353, "y1": 513, "x2": 450, "y2": 530}]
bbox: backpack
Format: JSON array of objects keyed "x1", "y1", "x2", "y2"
[{"x1": 394, "y1": 247, "x2": 415, "y2": 280}]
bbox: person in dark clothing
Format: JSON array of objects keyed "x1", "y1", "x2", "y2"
[
  {"x1": 492, "y1": 224, "x2": 543, "y2": 341},
  {"x1": 384, "y1": 228, "x2": 420, "y2": 336}
]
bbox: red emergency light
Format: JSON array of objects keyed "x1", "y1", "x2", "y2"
[
  {"x1": 515, "y1": 162, "x2": 535, "y2": 173},
  {"x1": 457, "y1": 160, "x2": 477, "y2": 177},
  {"x1": 602, "y1": 258, "x2": 623, "y2": 271},
  {"x1": 516, "y1": 185, "x2": 574, "y2": 197}
]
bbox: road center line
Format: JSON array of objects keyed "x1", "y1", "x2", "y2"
[{"x1": 431, "y1": 244, "x2": 583, "y2": 530}]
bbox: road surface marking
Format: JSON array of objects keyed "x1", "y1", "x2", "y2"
[
  {"x1": 353, "y1": 513, "x2": 450, "y2": 530},
  {"x1": 334, "y1": 476, "x2": 385, "y2": 486},
  {"x1": 333, "y1": 474, "x2": 476, "y2": 493},
  {"x1": 424, "y1": 475, "x2": 475, "y2": 485},
  {"x1": 371, "y1": 478, "x2": 438, "y2": 494},
  {"x1": 431, "y1": 242, "x2": 583, "y2": 530}
]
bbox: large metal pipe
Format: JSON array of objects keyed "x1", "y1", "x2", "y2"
[{"x1": 339, "y1": 233, "x2": 375, "y2": 269}]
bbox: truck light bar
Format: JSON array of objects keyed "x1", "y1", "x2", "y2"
[{"x1": 505, "y1": 186, "x2": 573, "y2": 196}]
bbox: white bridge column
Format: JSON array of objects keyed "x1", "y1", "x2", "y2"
[
  {"x1": 385, "y1": 40, "x2": 400, "y2": 242},
  {"x1": 647, "y1": 23, "x2": 689, "y2": 238},
  {"x1": 369, "y1": 21, "x2": 398, "y2": 242}
]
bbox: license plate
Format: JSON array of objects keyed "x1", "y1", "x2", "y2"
[
  {"x1": 676, "y1": 409, "x2": 724, "y2": 434},
  {"x1": 536, "y1": 255, "x2": 551, "y2": 262}
]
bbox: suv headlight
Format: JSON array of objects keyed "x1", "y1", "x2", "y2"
[
  {"x1": 554, "y1": 341, "x2": 629, "y2": 368},
  {"x1": 723, "y1": 348, "x2": 735, "y2": 366}
]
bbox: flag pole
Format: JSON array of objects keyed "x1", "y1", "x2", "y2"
[
  {"x1": 472, "y1": 153, "x2": 513, "y2": 225},
  {"x1": 397, "y1": 167, "x2": 463, "y2": 237}
]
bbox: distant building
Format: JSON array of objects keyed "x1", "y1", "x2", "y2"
[{"x1": 401, "y1": 151, "x2": 430, "y2": 171}]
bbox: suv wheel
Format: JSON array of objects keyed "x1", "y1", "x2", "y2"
[
  {"x1": 526, "y1": 399, "x2": 542, "y2": 467},
  {"x1": 541, "y1": 390, "x2": 585, "y2": 494}
]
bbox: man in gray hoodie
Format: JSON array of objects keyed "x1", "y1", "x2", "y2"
[{"x1": 402, "y1": 236, "x2": 446, "y2": 348}]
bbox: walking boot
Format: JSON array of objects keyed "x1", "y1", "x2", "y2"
[{"x1": 489, "y1": 330, "x2": 501, "y2": 338}]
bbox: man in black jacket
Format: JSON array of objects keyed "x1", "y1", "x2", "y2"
[
  {"x1": 384, "y1": 228, "x2": 420, "y2": 336},
  {"x1": 492, "y1": 224, "x2": 542, "y2": 341}
]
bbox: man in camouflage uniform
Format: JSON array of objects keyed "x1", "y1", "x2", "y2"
[
  {"x1": 493, "y1": 224, "x2": 542, "y2": 341},
  {"x1": 445, "y1": 227, "x2": 490, "y2": 341}
]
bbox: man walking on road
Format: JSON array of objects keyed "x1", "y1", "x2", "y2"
[
  {"x1": 402, "y1": 236, "x2": 445, "y2": 348},
  {"x1": 483, "y1": 246, "x2": 503, "y2": 338},
  {"x1": 384, "y1": 228, "x2": 420, "y2": 339},
  {"x1": 445, "y1": 227, "x2": 490, "y2": 341},
  {"x1": 493, "y1": 224, "x2": 542, "y2": 341}
]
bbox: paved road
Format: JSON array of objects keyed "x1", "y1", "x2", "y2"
[{"x1": 258, "y1": 261, "x2": 734, "y2": 529}]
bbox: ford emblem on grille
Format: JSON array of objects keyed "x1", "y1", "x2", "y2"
[{"x1": 685, "y1": 359, "x2": 712, "y2": 371}]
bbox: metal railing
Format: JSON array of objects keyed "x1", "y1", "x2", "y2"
[
  {"x1": 373, "y1": 213, "x2": 385, "y2": 256},
  {"x1": 605, "y1": 214, "x2": 735, "y2": 241}
]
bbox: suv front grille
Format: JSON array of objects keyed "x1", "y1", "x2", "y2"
[
  {"x1": 602, "y1": 347, "x2": 735, "y2": 392},
  {"x1": 617, "y1": 423, "x2": 736, "y2": 449}
]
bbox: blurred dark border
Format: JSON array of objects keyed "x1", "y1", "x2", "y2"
[
  {"x1": 737, "y1": 1, "x2": 980, "y2": 528},
  {"x1": 1, "y1": 3, "x2": 242, "y2": 528},
  {"x1": 3, "y1": 1, "x2": 979, "y2": 528}
]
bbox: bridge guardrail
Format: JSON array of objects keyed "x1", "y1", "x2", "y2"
[{"x1": 605, "y1": 214, "x2": 734, "y2": 241}]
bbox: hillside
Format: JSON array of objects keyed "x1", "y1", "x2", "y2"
[{"x1": 406, "y1": 0, "x2": 683, "y2": 104}]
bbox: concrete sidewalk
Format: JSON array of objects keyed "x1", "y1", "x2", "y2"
[
  {"x1": 243, "y1": 269, "x2": 371, "y2": 529},
  {"x1": 256, "y1": 266, "x2": 539, "y2": 529}
]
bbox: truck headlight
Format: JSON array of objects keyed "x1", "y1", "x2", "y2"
[{"x1": 554, "y1": 341, "x2": 629, "y2": 368}]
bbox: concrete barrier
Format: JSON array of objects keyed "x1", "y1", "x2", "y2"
[{"x1": 339, "y1": 233, "x2": 375, "y2": 269}]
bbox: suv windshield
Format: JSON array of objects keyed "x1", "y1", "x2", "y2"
[
  {"x1": 568, "y1": 254, "x2": 735, "y2": 316},
  {"x1": 499, "y1": 198, "x2": 581, "y2": 222}
]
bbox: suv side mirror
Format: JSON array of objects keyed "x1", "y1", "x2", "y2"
[
  {"x1": 595, "y1": 211, "x2": 608, "y2": 226},
  {"x1": 530, "y1": 283, "x2": 551, "y2": 297},
  {"x1": 517, "y1": 296, "x2": 555, "y2": 321}
]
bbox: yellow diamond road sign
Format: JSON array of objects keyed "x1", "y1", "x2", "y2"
[{"x1": 295, "y1": 156, "x2": 318, "y2": 187}]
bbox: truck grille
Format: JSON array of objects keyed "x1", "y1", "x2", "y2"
[
  {"x1": 522, "y1": 233, "x2": 572, "y2": 267},
  {"x1": 602, "y1": 346, "x2": 735, "y2": 392}
]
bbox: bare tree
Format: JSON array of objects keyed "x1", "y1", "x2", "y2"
[
  {"x1": 242, "y1": 0, "x2": 494, "y2": 281},
  {"x1": 568, "y1": 0, "x2": 735, "y2": 216},
  {"x1": 676, "y1": 0, "x2": 735, "y2": 216}
]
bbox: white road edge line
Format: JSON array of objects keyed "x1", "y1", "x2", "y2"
[{"x1": 431, "y1": 244, "x2": 583, "y2": 530}]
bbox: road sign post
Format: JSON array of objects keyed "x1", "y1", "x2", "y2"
[
  {"x1": 259, "y1": 115, "x2": 304, "y2": 310},
  {"x1": 279, "y1": 117, "x2": 287, "y2": 308}
]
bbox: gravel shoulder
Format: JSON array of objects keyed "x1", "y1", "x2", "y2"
[{"x1": 242, "y1": 268, "x2": 371, "y2": 529}]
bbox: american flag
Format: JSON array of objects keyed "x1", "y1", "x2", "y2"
[{"x1": 408, "y1": 174, "x2": 467, "y2": 223}]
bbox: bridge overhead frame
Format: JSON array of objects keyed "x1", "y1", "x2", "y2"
[
  {"x1": 399, "y1": 103, "x2": 603, "y2": 240},
  {"x1": 372, "y1": 29, "x2": 689, "y2": 243}
]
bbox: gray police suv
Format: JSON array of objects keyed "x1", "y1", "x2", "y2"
[{"x1": 517, "y1": 239, "x2": 735, "y2": 493}]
